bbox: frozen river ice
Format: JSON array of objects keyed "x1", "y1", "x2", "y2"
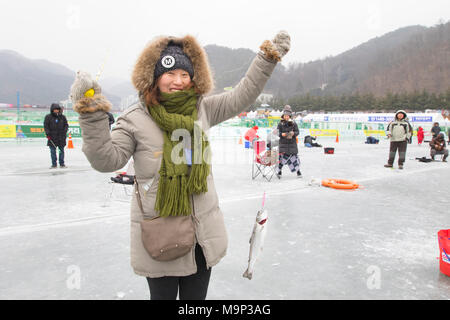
[{"x1": 0, "y1": 135, "x2": 449, "y2": 299}]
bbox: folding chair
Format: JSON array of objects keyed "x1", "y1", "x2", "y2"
[{"x1": 252, "y1": 140, "x2": 279, "y2": 182}]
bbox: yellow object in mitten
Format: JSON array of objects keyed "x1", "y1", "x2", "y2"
[{"x1": 84, "y1": 89, "x2": 95, "y2": 98}]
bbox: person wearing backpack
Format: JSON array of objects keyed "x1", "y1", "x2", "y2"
[{"x1": 384, "y1": 110, "x2": 412, "y2": 169}]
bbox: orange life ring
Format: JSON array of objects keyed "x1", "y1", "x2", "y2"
[{"x1": 322, "y1": 179, "x2": 359, "y2": 190}]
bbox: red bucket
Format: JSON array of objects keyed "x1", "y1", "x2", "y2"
[{"x1": 438, "y1": 230, "x2": 450, "y2": 276}]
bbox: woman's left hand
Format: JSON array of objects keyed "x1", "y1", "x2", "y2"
[
  {"x1": 260, "y1": 30, "x2": 290, "y2": 62},
  {"x1": 272, "y1": 30, "x2": 290, "y2": 59}
]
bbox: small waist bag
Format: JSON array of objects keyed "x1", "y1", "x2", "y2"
[{"x1": 135, "y1": 179, "x2": 195, "y2": 262}]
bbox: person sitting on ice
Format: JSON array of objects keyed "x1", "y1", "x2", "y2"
[
  {"x1": 304, "y1": 135, "x2": 321, "y2": 147},
  {"x1": 276, "y1": 105, "x2": 302, "y2": 178},
  {"x1": 429, "y1": 133, "x2": 448, "y2": 162},
  {"x1": 365, "y1": 136, "x2": 379, "y2": 144}
]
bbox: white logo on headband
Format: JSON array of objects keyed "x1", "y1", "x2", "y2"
[{"x1": 161, "y1": 55, "x2": 176, "y2": 69}]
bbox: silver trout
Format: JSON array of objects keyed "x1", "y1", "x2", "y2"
[{"x1": 243, "y1": 207, "x2": 268, "y2": 280}]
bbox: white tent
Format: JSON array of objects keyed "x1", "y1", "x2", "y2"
[
  {"x1": 302, "y1": 112, "x2": 445, "y2": 126},
  {"x1": 246, "y1": 111, "x2": 257, "y2": 119}
]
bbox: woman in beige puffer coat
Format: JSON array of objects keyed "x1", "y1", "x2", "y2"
[{"x1": 69, "y1": 31, "x2": 290, "y2": 300}]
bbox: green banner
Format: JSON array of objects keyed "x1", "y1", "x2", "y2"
[{"x1": 14, "y1": 125, "x2": 82, "y2": 138}]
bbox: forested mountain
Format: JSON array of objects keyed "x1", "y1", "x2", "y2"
[
  {"x1": 0, "y1": 21, "x2": 448, "y2": 111},
  {"x1": 206, "y1": 22, "x2": 450, "y2": 100}
]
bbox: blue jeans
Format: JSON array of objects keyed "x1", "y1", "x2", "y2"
[{"x1": 49, "y1": 145, "x2": 65, "y2": 166}]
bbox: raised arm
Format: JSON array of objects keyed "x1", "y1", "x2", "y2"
[
  {"x1": 202, "y1": 31, "x2": 290, "y2": 127},
  {"x1": 70, "y1": 71, "x2": 135, "y2": 172}
]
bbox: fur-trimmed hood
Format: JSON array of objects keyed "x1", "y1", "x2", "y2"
[{"x1": 132, "y1": 35, "x2": 214, "y2": 95}]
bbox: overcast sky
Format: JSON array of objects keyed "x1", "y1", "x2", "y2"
[{"x1": 0, "y1": 0, "x2": 449, "y2": 81}]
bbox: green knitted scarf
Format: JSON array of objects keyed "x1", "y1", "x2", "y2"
[{"x1": 147, "y1": 88, "x2": 210, "y2": 217}]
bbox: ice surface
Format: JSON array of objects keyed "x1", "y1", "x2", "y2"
[{"x1": 0, "y1": 135, "x2": 449, "y2": 299}]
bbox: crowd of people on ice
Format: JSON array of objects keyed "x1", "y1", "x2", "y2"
[{"x1": 244, "y1": 108, "x2": 449, "y2": 177}]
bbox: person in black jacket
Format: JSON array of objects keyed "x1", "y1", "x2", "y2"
[
  {"x1": 365, "y1": 136, "x2": 379, "y2": 144},
  {"x1": 43, "y1": 103, "x2": 69, "y2": 168},
  {"x1": 276, "y1": 105, "x2": 301, "y2": 178},
  {"x1": 304, "y1": 135, "x2": 322, "y2": 147}
]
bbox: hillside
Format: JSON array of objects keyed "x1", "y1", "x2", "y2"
[
  {"x1": 1, "y1": 21, "x2": 449, "y2": 109},
  {"x1": 0, "y1": 50, "x2": 120, "y2": 106},
  {"x1": 206, "y1": 22, "x2": 450, "y2": 99}
]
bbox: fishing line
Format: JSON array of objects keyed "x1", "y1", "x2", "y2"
[{"x1": 84, "y1": 48, "x2": 111, "y2": 97}]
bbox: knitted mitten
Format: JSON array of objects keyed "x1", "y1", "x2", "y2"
[
  {"x1": 260, "y1": 30, "x2": 290, "y2": 62},
  {"x1": 70, "y1": 71, "x2": 112, "y2": 114}
]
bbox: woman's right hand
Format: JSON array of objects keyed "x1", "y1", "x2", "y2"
[
  {"x1": 70, "y1": 71, "x2": 112, "y2": 114},
  {"x1": 69, "y1": 71, "x2": 102, "y2": 104}
]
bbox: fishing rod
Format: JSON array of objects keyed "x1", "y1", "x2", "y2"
[
  {"x1": 49, "y1": 138, "x2": 57, "y2": 149},
  {"x1": 84, "y1": 49, "x2": 111, "y2": 98}
]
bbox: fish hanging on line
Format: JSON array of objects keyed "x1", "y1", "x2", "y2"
[{"x1": 243, "y1": 192, "x2": 268, "y2": 280}]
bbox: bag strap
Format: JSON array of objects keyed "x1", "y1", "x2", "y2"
[{"x1": 133, "y1": 178, "x2": 145, "y2": 216}]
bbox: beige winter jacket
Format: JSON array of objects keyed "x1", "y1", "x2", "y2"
[
  {"x1": 386, "y1": 110, "x2": 412, "y2": 142},
  {"x1": 75, "y1": 41, "x2": 277, "y2": 277}
]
